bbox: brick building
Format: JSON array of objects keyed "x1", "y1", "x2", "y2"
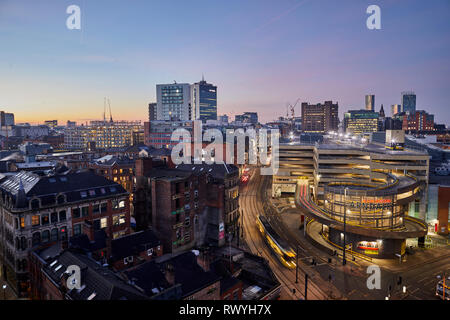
[
  {"x1": 301, "y1": 101, "x2": 339, "y2": 133},
  {"x1": 0, "y1": 170, "x2": 130, "y2": 297},
  {"x1": 133, "y1": 165, "x2": 208, "y2": 253}
]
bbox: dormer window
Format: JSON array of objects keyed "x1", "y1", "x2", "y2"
[
  {"x1": 57, "y1": 194, "x2": 65, "y2": 204},
  {"x1": 31, "y1": 199, "x2": 40, "y2": 210}
]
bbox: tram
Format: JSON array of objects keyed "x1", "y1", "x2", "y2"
[{"x1": 256, "y1": 214, "x2": 296, "y2": 269}]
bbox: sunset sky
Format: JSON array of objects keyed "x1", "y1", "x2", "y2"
[{"x1": 1, "y1": 0, "x2": 449, "y2": 125}]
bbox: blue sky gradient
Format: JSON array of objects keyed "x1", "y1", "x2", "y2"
[{"x1": 0, "y1": 0, "x2": 449, "y2": 124}]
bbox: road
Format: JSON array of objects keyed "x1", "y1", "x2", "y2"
[
  {"x1": 239, "y1": 166, "x2": 449, "y2": 300},
  {"x1": 239, "y1": 167, "x2": 328, "y2": 300}
]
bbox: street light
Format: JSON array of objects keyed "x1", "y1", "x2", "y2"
[{"x1": 2, "y1": 284, "x2": 6, "y2": 300}]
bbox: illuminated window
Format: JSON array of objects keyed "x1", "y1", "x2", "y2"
[
  {"x1": 32, "y1": 215, "x2": 40, "y2": 226},
  {"x1": 41, "y1": 214, "x2": 49, "y2": 225},
  {"x1": 100, "y1": 217, "x2": 108, "y2": 229}
]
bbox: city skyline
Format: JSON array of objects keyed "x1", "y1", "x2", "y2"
[{"x1": 1, "y1": 0, "x2": 450, "y2": 125}]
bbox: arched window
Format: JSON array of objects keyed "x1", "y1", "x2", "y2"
[
  {"x1": 50, "y1": 228, "x2": 58, "y2": 242},
  {"x1": 32, "y1": 232, "x2": 41, "y2": 246},
  {"x1": 15, "y1": 237, "x2": 20, "y2": 250},
  {"x1": 42, "y1": 230, "x2": 50, "y2": 243}
]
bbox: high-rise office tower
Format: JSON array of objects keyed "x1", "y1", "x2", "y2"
[
  {"x1": 301, "y1": 101, "x2": 339, "y2": 133},
  {"x1": 148, "y1": 103, "x2": 157, "y2": 121},
  {"x1": 191, "y1": 78, "x2": 217, "y2": 122},
  {"x1": 391, "y1": 104, "x2": 402, "y2": 116},
  {"x1": 365, "y1": 95, "x2": 375, "y2": 111},
  {"x1": 156, "y1": 83, "x2": 192, "y2": 121},
  {"x1": 401, "y1": 91, "x2": 416, "y2": 114},
  {"x1": 0, "y1": 111, "x2": 14, "y2": 126}
]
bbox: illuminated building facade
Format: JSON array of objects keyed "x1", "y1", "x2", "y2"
[
  {"x1": 64, "y1": 121, "x2": 142, "y2": 150},
  {"x1": 401, "y1": 110, "x2": 435, "y2": 132},
  {"x1": 273, "y1": 139, "x2": 430, "y2": 258},
  {"x1": 156, "y1": 83, "x2": 192, "y2": 121},
  {"x1": 343, "y1": 110, "x2": 379, "y2": 134},
  {"x1": 301, "y1": 101, "x2": 339, "y2": 133},
  {"x1": 191, "y1": 79, "x2": 217, "y2": 122},
  {"x1": 0, "y1": 171, "x2": 130, "y2": 297}
]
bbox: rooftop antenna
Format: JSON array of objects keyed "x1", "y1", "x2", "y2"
[{"x1": 202, "y1": 73, "x2": 205, "y2": 82}]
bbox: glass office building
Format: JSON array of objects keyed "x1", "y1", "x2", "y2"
[
  {"x1": 344, "y1": 109, "x2": 379, "y2": 134},
  {"x1": 191, "y1": 79, "x2": 217, "y2": 122},
  {"x1": 401, "y1": 91, "x2": 416, "y2": 114}
]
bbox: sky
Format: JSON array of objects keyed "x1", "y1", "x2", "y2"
[{"x1": 0, "y1": 0, "x2": 449, "y2": 125}]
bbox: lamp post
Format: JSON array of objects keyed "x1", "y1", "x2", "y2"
[{"x1": 2, "y1": 284, "x2": 6, "y2": 300}]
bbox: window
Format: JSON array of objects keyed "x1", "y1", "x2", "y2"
[
  {"x1": 73, "y1": 224, "x2": 82, "y2": 236},
  {"x1": 41, "y1": 214, "x2": 49, "y2": 225},
  {"x1": 185, "y1": 217, "x2": 190, "y2": 227},
  {"x1": 93, "y1": 219, "x2": 101, "y2": 230},
  {"x1": 89, "y1": 190, "x2": 96, "y2": 196},
  {"x1": 100, "y1": 217, "x2": 108, "y2": 229},
  {"x1": 147, "y1": 248, "x2": 153, "y2": 256},
  {"x1": 59, "y1": 210, "x2": 66, "y2": 221},
  {"x1": 93, "y1": 204, "x2": 100, "y2": 215},
  {"x1": 31, "y1": 199, "x2": 39, "y2": 210},
  {"x1": 113, "y1": 214, "x2": 126, "y2": 226},
  {"x1": 119, "y1": 200, "x2": 125, "y2": 208},
  {"x1": 32, "y1": 232, "x2": 41, "y2": 246},
  {"x1": 51, "y1": 212, "x2": 58, "y2": 223},
  {"x1": 100, "y1": 188, "x2": 106, "y2": 194},
  {"x1": 101, "y1": 203, "x2": 107, "y2": 213},
  {"x1": 50, "y1": 228, "x2": 58, "y2": 242},
  {"x1": 20, "y1": 217, "x2": 25, "y2": 229},
  {"x1": 80, "y1": 191, "x2": 87, "y2": 198},
  {"x1": 42, "y1": 230, "x2": 50, "y2": 243},
  {"x1": 112, "y1": 200, "x2": 119, "y2": 210},
  {"x1": 123, "y1": 256, "x2": 133, "y2": 264},
  {"x1": 20, "y1": 237, "x2": 27, "y2": 250},
  {"x1": 32, "y1": 215, "x2": 40, "y2": 227},
  {"x1": 57, "y1": 195, "x2": 65, "y2": 204},
  {"x1": 72, "y1": 208, "x2": 80, "y2": 219},
  {"x1": 81, "y1": 206, "x2": 89, "y2": 217},
  {"x1": 184, "y1": 232, "x2": 190, "y2": 242}
]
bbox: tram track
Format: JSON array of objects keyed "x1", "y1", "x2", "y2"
[{"x1": 240, "y1": 167, "x2": 327, "y2": 300}]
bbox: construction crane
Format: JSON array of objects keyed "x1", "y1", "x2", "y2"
[{"x1": 287, "y1": 98, "x2": 301, "y2": 120}]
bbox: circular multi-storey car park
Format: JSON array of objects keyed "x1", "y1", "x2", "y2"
[{"x1": 273, "y1": 135, "x2": 430, "y2": 259}]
